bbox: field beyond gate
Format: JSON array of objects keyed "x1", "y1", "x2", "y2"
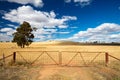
[{"x1": 0, "y1": 42, "x2": 120, "y2": 67}]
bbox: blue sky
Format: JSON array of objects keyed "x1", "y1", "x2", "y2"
[{"x1": 0, "y1": 0, "x2": 120, "y2": 42}]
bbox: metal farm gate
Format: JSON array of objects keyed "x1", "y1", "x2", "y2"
[
  {"x1": 16, "y1": 51, "x2": 59, "y2": 65},
  {"x1": 14, "y1": 51, "x2": 107, "y2": 66},
  {"x1": 1, "y1": 51, "x2": 120, "y2": 67}
]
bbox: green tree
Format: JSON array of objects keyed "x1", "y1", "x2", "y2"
[{"x1": 12, "y1": 21, "x2": 36, "y2": 48}]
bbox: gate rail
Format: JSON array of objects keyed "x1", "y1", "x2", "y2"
[
  {"x1": 105, "y1": 53, "x2": 120, "y2": 66},
  {"x1": 14, "y1": 51, "x2": 107, "y2": 66},
  {"x1": 0, "y1": 51, "x2": 120, "y2": 67}
]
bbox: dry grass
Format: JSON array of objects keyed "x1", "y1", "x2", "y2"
[
  {"x1": 0, "y1": 42, "x2": 120, "y2": 64},
  {"x1": 0, "y1": 42, "x2": 120, "y2": 65},
  {"x1": 0, "y1": 42, "x2": 120, "y2": 80},
  {"x1": 0, "y1": 65, "x2": 41, "y2": 80}
]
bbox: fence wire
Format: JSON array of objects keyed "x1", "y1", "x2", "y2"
[
  {"x1": 16, "y1": 51, "x2": 59, "y2": 65},
  {"x1": 0, "y1": 50, "x2": 119, "y2": 67}
]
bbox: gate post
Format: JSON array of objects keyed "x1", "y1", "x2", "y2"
[
  {"x1": 59, "y1": 51, "x2": 62, "y2": 66},
  {"x1": 105, "y1": 52, "x2": 109, "y2": 67},
  {"x1": 13, "y1": 52, "x2": 16, "y2": 63}
]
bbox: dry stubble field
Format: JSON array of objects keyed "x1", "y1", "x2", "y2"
[{"x1": 0, "y1": 42, "x2": 120, "y2": 80}]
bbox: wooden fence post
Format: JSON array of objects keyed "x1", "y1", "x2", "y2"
[
  {"x1": 59, "y1": 51, "x2": 62, "y2": 66},
  {"x1": 105, "y1": 52, "x2": 109, "y2": 67},
  {"x1": 13, "y1": 52, "x2": 16, "y2": 63}
]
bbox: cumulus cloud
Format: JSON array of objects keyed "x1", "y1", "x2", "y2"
[
  {"x1": 0, "y1": 27, "x2": 16, "y2": 35},
  {"x1": 55, "y1": 31, "x2": 70, "y2": 34},
  {"x1": 75, "y1": 0, "x2": 92, "y2": 7},
  {"x1": 0, "y1": 34, "x2": 12, "y2": 42},
  {"x1": 68, "y1": 23, "x2": 120, "y2": 42},
  {"x1": 0, "y1": 27, "x2": 16, "y2": 41},
  {"x1": 0, "y1": 28, "x2": 13, "y2": 32},
  {"x1": 3, "y1": 5, "x2": 77, "y2": 29},
  {"x1": 64, "y1": 0, "x2": 71, "y2": 3},
  {"x1": 2, "y1": 5, "x2": 77, "y2": 41},
  {"x1": 6, "y1": 0, "x2": 44, "y2": 7},
  {"x1": 7, "y1": 24, "x2": 16, "y2": 27},
  {"x1": 65, "y1": 0, "x2": 92, "y2": 7},
  {"x1": 33, "y1": 28, "x2": 57, "y2": 35}
]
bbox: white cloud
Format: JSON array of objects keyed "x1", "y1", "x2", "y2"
[
  {"x1": 3, "y1": 6, "x2": 77, "y2": 29},
  {"x1": 0, "y1": 28, "x2": 13, "y2": 32},
  {"x1": 0, "y1": 28, "x2": 16, "y2": 36},
  {"x1": 33, "y1": 28, "x2": 57, "y2": 41},
  {"x1": 71, "y1": 26, "x2": 78, "y2": 28},
  {"x1": 75, "y1": 0, "x2": 91, "y2": 7},
  {"x1": 33, "y1": 28, "x2": 57, "y2": 35},
  {"x1": 110, "y1": 34, "x2": 120, "y2": 39},
  {"x1": 2, "y1": 5, "x2": 76, "y2": 41},
  {"x1": 0, "y1": 28, "x2": 15, "y2": 41},
  {"x1": 62, "y1": 16, "x2": 77, "y2": 20},
  {"x1": 68, "y1": 23, "x2": 120, "y2": 42},
  {"x1": 7, "y1": 24, "x2": 16, "y2": 27},
  {"x1": 65, "y1": 0, "x2": 92, "y2": 7},
  {"x1": 7, "y1": 0, "x2": 44, "y2": 7},
  {"x1": 64, "y1": 0, "x2": 71, "y2": 3},
  {"x1": 58, "y1": 25, "x2": 68, "y2": 28},
  {"x1": 0, "y1": 34, "x2": 12, "y2": 41},
  {"x1": 55, "y1": 31, "x2": 70, "y2": 34}
]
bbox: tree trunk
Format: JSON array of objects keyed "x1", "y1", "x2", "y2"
[
  {"x1": 21, "y1": 44, "x2": 25, "y2": 48},
  {"x1": 23, "y1": 45, "x2": 25, "y2": 48}
]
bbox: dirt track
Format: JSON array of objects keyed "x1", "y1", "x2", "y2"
[
  {"x1": 38, "y1": 65, "x2": 120, "y2": 80},
  {"x1": 39, "y1": 66, "x2": 94, "y2": 80},
  {"x1": 0, "y1": 64, "x2": 120, "y2": 80}
]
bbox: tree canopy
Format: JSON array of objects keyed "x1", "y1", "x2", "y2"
[{"x1": 12, "y1": 21, "x2": 35, "y2": 48}]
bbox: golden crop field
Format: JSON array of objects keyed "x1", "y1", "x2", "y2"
[
  {"x1": 0, "y1": 42, "x2": 120, "y2": 80},
  {"x1": 0, "y1": 42, "x2": 120, "y2": 66}
]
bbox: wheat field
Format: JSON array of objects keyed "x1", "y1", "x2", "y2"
[{"x1": 0, "y1": 42, "x2": 120, "y2": 66}]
